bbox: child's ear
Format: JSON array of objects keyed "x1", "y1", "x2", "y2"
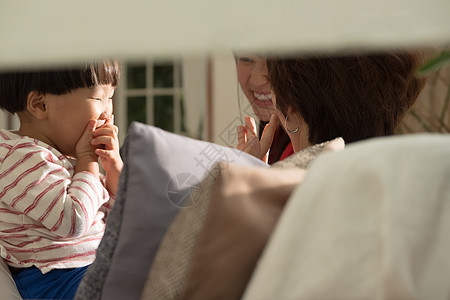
[{"x1": 26, "y1": 91, "x2": 47, "y2": 119}]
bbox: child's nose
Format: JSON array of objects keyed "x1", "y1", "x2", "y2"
[
  {"x1": 102, "y1": 103, "x2": 113, "y2": 119},
  {"x1": 99, "y1": 110, "x2": 112, "y2": 122}
]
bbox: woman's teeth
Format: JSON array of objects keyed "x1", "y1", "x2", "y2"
[{"x1": 254, "y1": 92, "x2": 272, "y2": 101}]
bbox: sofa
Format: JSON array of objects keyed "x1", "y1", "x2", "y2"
[{"x1": 2, "y1": 122, "x2": 450, "y2": 299}]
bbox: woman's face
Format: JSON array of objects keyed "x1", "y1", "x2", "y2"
[{"x1": 236, "y1": 54, "x2": 275, "y2": 122}]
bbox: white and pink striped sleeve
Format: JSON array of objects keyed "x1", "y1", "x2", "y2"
[{"x1": 1, "y1": 143, "x2": 109, "y2": 238}]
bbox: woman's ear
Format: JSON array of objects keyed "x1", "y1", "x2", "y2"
[
  {"x1": 26, "y1": 91, "x2": 47, "y2": 119},
  {"x1": 286, "y1": 105, "x2": 296, "y2": 115}
]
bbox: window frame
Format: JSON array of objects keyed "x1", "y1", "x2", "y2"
[{"x1": 115, "y1": 59, "x2": 185, "y2": 144}]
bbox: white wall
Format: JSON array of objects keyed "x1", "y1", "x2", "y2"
[
  {"x1": 2, "y1": 0, "x2": 449, "y2": 70},
  {"x1": 0, "y1": 111, "x2": 7, "y2": 129},
  {"x1": 182, "y1": 56, "x2": 208, "y2": 141},
  {"x1": 0, "y1": 111, "x2": 19, "y2": 131},
  {"x1": 211, "y1": 52, "x2": 242, "y2": 147}
]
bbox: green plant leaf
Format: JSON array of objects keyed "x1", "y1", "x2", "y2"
[{"x1": 418, "y1": 50, "x2": 450, "y2": 76}]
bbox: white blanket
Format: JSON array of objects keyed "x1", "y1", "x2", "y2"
[{"x1": 244, "y1": 134, "x2": 450, "y2": 300}]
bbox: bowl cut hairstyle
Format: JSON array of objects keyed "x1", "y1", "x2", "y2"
[{"x1": 0, "y1": 60, "x2": 120, "y2": 114}]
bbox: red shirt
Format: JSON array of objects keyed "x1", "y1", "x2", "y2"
[{"x1": 280, "y1": 142, "x2": 294, "y2": 160}]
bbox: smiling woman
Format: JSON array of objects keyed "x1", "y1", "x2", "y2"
[
  {"x1": 235, "y1": 53, "x2": 292, "y2": 164},
  {"x1": 236, "y1": 50, "x2": 428, "y2": 163},
  {"x1": 235, "y1": 54, "x2": 274, "y2": 122}
]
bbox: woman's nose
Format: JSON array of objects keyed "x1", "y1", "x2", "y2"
[{"x1": 250, "y1": 62, "x2": 269, "y2": 86}]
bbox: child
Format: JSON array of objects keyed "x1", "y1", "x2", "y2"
[{"x1": 0, "y1": 60, "x2": 122, "y2": 299}]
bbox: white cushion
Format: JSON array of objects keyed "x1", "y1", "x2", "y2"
[
  {"x1": 0, "y1": 258, "x2": 22, "y2": 299},
  {"x1": 244, "y1": 134, "x2": 450, "y2": 300}
]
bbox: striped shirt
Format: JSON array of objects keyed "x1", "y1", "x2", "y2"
[{"x1": 0, "y1": 129, "x2": 114, "y2": 274}]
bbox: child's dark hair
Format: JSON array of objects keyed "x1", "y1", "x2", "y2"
[{"x1": 0, "y1": 60, "x2": 120, "y2": 114}]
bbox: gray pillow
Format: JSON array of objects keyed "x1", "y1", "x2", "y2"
[
  {"x1": 75, "y1": 121, "x2": 266, "y2": 300},
  {"x1": 140, "y1": 137, "x2": 344, "y2": 300}
]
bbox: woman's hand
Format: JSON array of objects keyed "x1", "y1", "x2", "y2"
[
  {"x1": 91, "y1": 115, "x2": 123, "y2": 195},
  {"x1": 237, "y1": 114, "x2": 278, "y2": 163}
]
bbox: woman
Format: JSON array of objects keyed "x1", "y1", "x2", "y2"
[
  {"x1": 235, "y1": 54, "x2": 293, "y2": 164},
  {"x1": 238, "y1": 51, "x2": 427, "y2": 158}
]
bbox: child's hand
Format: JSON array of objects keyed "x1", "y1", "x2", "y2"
[
  {"x1": 75, "y1": 119, "x2": 98, "y2": 162},
  {"x1": 91, "y1": 115, "x2": 123, "y2": 194},
  {"x1": 237, "y1": 114, "x2": 278, "y2": 163},
  {"x1": 74, "y1": 119, "x2": 100, "y2": 177}
]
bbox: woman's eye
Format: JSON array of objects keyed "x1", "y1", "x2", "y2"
[{"x1": 239, "y1": 57, "x2": 253, "y2": 63}]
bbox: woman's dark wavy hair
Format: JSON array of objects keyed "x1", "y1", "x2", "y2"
[
  {"x1": 267, "y1": 50, "x2": 427, "y2": 144},
  {"x1": 0, "y1": 60, "x2": 120, "y2": 114}
]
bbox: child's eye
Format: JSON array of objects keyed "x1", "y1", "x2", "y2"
[{"x1": 88, "y1": 97, "x2": 103, "y2": 101}]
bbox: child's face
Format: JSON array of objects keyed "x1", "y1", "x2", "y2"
[{"x1": 44, "y1": 84, "x2": 115, "y2": 157}]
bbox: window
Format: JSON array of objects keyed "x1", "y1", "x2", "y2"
[
  {"x1": 114, "y1": 57, "x2": 209, "y2": 145},
  {"x1": 116, "y1": 59, "x2": 186, "y2": 138}
]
